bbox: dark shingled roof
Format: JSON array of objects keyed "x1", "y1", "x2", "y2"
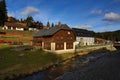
[
  {"x1": 72, "y1": 28, "x2": 94, "y2": 37},
  {"x1": 33, "y1": 24, "x2": 71, "y2": 37}
]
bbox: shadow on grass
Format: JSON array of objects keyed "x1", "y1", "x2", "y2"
[
  {"x1": 0, "y1": 45, "x2": 63, "y2": 80},
  {"x1": 1, "y1": 46, "x2": 118, "y2": 80}
]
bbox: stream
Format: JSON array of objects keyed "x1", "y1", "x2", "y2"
[{"x1": 17, "y1": 51, "x2": 107, "y2": 80}]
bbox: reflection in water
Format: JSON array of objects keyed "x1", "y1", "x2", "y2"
[
  {"x1": 19, "y1": 72, "x2": 50, "y2": 80},
  {"x1": 18, "y1": 52, "x2": 105, "y2": 80},
  {"x1": 18, "y1": 56, "x2": 81, "y2": 80}
]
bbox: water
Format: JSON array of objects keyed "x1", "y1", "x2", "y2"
[
  {"x1": 19, "y1": 71, "x2": 50, "y2": 80},
  {"x1": 17, "y1": 52, "x2": 107, "y2": 80},
  {"x1": 18, "y1": 56, "x2": 81, "y2": 80}
]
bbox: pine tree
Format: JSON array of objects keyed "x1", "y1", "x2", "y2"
[
  {"x1": 36, "y1": 21, "x2": 43, "y2": 29},
  {"x1": 0, "y1": 0, "x2": 8, "y2": 26},
  {"x1": 47, "y1": 21, "x2": 50, "y2": 27},
  {"x1": 51, "y1": 22, "x2": 54, "y2": 27},
  {"x1": 25, "y1": 16, "x2": 34, "y2": 28}
]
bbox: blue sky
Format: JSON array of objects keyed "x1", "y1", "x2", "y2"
[{"x1": 5, "y1": 0, "x2": 120, "y2": 32}]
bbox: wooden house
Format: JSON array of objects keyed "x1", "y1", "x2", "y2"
[
  {"x1": 72, "y1": 28, "x2": 94, "y2": 46},
  {"x1": 7, "y1": 16, "x2": 18, "y2": 22},
  {"x1": 33, "y1": 24, "x2": 76, "y2": 53},
  {"x1": 3, "y1": 22, "x2": 27, "y2": 31},
  {"x1": 95, "y1": 38, "x2": 108, "y2": 44}
]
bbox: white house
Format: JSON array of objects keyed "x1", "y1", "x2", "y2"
[
  {"x1": 3, "y1": 22, "x2": 27, "y2": 31},
  {"x1": 72, "y1": 28, "x2": 95, "y2": 46},
  {"x1": 28, "y1": 27, "x2": 37, "y2": 31}
]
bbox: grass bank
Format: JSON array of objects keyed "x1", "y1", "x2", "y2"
[
  {"x1": 0, "y1": 45, "x2": 75, "y2": 80},
  {"x1": 0, "y1": 28, "x2": 35, "y2": 42}
]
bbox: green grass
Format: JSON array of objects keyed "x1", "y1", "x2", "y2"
[
  {"x1": 0, "y1": 27, "x2": 35, "y2": 37},
  {"x1": 0, "y1": 45, "x2": 75, "y2": 80},
  {"x1": 0, "y1": 28, "x2": 35, "y2": 42}
]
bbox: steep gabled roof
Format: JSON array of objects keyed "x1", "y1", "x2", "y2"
[
  {"x1": 72, "y1": 28, "x2": 94, "y2": 37},
  {"x1": 8, "y1": 16, "x2": 17, "y2": 22},
  {"x1": 33, "y1": 24, "x2": 71, "y2": 37}
]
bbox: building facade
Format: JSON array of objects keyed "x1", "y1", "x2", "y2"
[
  {"x1": 72, "y1": 28, "x2": 94, "y2": 46},
  {"x1": 33, "y1": 24, "x2": 76, "y2": 53},
  {"x1": 3, "y1": 22, "x2": 27, "y2": 31}
]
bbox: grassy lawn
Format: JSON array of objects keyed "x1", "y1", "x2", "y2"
[
  {"x1": 0, "y1": 45, "x2": 75, "y2": 80},
  {"x1": 0, "y1": 36, "x2": 33, "y2": 43},
  {"x1": 0, "y1": 28, "x2": 35, "y2": 42},
  {"x1": 0, "y1": 27, "x2": 35, "y2": 37}
]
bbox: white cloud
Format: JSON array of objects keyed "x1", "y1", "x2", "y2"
[
  {"x1": 21, "y1": 6, "x2": 39, "y2": 16},
  {"x1": 74, "y1": 24, "x2": 92, "y2": 30},
  {"x1": 8, "y1": 12, "x2": 15, "y2": 17},
  {"x1": 103, "y1": 12, "x2": 120, "y2": 22},
  {"x1": 90, "y1": 10, "x2": 102, "y2": 15}
]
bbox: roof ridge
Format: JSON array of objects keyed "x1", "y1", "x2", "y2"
[{"x1": 33, "y1": 24, "x2": 71, "y2": 37}]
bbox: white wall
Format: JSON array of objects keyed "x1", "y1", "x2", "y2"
[
  {"x1": 76, "y1": 37, "x2": 94, "y2": 46},
  {"x1": 29, "y1": 28, "x2": 37, "y2": 31},
  {"x1": 3, "y1": 25, "x2": 24, "y2": 31},
  {"x1": 2, "y1": 25, "x2": 8, "y2": 30},
  {"x1": 44, "y1": 42, "x2": 75, "y2": 54},
  {"x1": 16, "y1": 27, "x2": 24, "y2": 31}
]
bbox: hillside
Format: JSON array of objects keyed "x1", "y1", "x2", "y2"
[
  {"x1": 94, "y1": 30, "x2": 120, "y2": 41},
  {"x1": 1, "y1": 26, "x2": 120, "y2": 43},
  {"x1": 0, "y1": 27, "x2": 35, "y2": 43}
]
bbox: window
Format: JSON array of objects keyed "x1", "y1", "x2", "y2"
[{"x1": 68, "y1": 32, "x2": 70, "y2": 35}]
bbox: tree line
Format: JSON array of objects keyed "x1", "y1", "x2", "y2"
[
  {"x1": 0, "y1": 0, "x2": 8, "y2": 26},
  {"x1": 94, "y1": 30, "x2": 120, "y2": 42},
  {"x1": 19, "y1": 16, "x2": 55, "y2": 29},
  {"x1": 0, "y1": 0, "x2": 55, "y2": 29}
]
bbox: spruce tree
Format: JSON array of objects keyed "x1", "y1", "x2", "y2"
[
  {"x1": 47, "y1": 21, "x2": 50, "y2": 27},
  {"x1": 25, "y1": 16, "x2": 34, "y2": 28},
  {"x1": 51, "y1": 22, "x2": 54, "y2": 27},
  {"x1": 0, "y1": 0, "x2": 8, "y2": 26}
]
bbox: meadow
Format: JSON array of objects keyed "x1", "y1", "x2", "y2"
[{"x1": 0, "y1": 45, "x2": 75, "y2": 80}]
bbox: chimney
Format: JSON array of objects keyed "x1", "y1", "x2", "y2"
[{"x1": 58, "y1": 22, "x2": 61, "y2": 27}]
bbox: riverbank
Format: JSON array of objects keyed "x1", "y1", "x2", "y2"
[
  {"x1": 17, "y1": 46, "x2": 117, "y2": 80},
  {"x1": 0, "y1": 45, "x2": 75, "y2": 80},
  {"x1": 0, "y1": 44, "x2": 115, "y2": 80}
]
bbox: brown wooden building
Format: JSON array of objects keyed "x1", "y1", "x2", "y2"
[
  {"x1": 3, "y1": 22, "x2": 27, "y2": 31},
  {"x1": 33, "y1": 24, "x2": 76, "y2": 53}
]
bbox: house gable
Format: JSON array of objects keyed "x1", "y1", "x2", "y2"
[{"x1": 33, "y1": 24, "x2": 76, "y2": 53}]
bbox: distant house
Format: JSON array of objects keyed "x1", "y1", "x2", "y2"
[
  {"x1": 3, "y1": 22, "x2": 27, "y2": 31},
  {"x1": 3, "y1": 16, "x2": 37, "y2": 31},
  {"x1": 72, "y1": 28, "x2": 94, "y2": 46},
  {"x1": 33, "y1": 24, "x2": 76, "y2": 53},
  {"x1": 95, "y1": 38, "x2": 109, "y2": 44},
  {"x1": 28, "y1": 25, "x2": 37, "y2": 31},
  {"x1": 29, "y1": 27, "x2": 37, "y2": 31},
  {"x1": 7, "y1": 16, "x2": 18, "y2": 22}
]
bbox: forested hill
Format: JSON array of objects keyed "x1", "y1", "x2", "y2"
[{"x1": 94, "y1": 30, "x2": 120, "y2": 41}]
